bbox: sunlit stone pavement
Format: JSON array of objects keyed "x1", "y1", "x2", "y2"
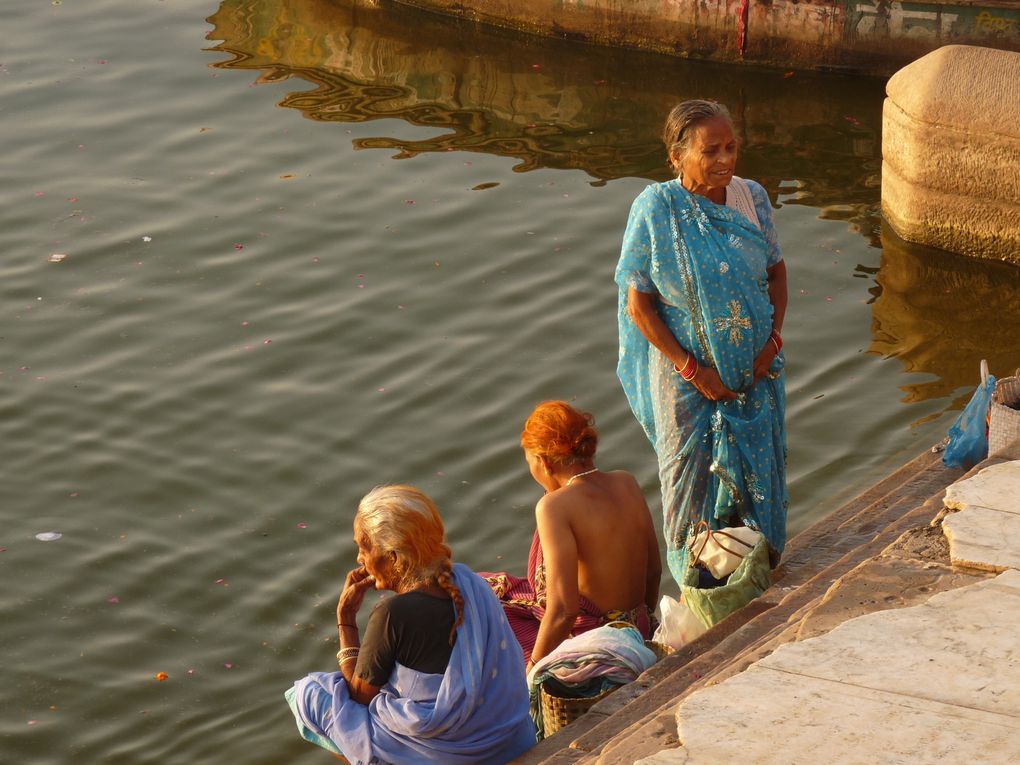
[{"x1": 636, "y1": 460, "x2": 1020, "y2": 765}]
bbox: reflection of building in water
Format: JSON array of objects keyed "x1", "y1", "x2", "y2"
[
  {"x1": 207, "y1": 0, "x2": 675, "y2": 179},
  {"x1": 206, "y1": 0, "x2": 883, "y2": 207},
  {"x1": 869, "y1": 223, "x2": 1020, "y2": 406}
]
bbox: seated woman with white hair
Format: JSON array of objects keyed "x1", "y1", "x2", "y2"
[{"x1": 285, "y1": 485, "x2": 535, "y2": 764}]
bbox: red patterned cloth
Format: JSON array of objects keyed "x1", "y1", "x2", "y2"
[{"x1": 480, "y1": 530, "x2": 652, "y2": 663}]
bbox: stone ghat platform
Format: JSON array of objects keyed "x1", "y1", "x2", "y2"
[
  {"x1": 394, "y1": 0, "x2": 1020, "y2": 76},
  {"x1": 513, "y1": 440, "x2": 1020, "y2": 764}
]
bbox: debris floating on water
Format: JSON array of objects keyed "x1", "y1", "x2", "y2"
[
  {"x1": 35, "y1": 532, "x2": 62, "y2": 542},
  {"x1": 48, "y1": 253, "x2": 67, "y2": 263}
]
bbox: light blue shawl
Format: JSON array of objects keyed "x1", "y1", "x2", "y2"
[
  {"x1": 615, "y1": 179, "x2": 788, "y2": 584},
  {"x1": 286, "y1": 563, "x2": 535, "y2": 765}
]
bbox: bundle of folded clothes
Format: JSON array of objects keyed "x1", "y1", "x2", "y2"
[{"x1": 527, "y1": 623, "x2": 656, "y2": 739}]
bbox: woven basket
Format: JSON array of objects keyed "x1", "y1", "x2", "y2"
[
  {"x1": 989, "y1": 371, "x2": 1020, "y2": 455},
  {"x1": 646, "y1": 639, "x2": 674, "y2": 663},
  {"x1": 539, "y1": 641, "x2": 675, "y2": 736}
]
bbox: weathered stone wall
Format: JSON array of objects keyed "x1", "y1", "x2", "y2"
[
  {"x1": 394, "y1": 0, "x2": 1020, "y2": 75},
  {"x1": 881, "y1": 45, "x2": 1020, "y2": 264}
]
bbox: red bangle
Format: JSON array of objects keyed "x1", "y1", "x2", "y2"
[
  {"x1": 674, "y1": 354, "x2": 699, "y2": 381},
  {"x1": 769, "y1": 330, "x2": 783, "y2": 353}
]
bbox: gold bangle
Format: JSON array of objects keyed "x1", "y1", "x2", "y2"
[{"x1": 336, "y1": 647, "x2": 360, "y2": 668}]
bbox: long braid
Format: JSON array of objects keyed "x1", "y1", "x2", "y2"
[{"x1": 435, "y1": 558, "x2": 465, "y2": 646}]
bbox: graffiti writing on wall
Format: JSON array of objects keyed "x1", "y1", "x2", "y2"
[
  {"x1": 850, "y1": 2, "x2": 956, "y2": 39},
  {"x1": 974, "y1": 10, "x2": 1019, "y2": 34},
  {"x1": 849, "y1": 2, "x2": 1020, "y2": 40}
]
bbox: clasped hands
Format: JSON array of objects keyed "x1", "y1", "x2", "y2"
[{"x1": 686, "y1": 339, "x2": 779, "y2": 402}]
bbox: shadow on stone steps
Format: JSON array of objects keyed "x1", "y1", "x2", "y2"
[{"x1": 511, "y1": 446, "x2": 977, "y2": 764}]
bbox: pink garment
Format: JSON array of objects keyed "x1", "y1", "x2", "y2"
[{"x1": 480, "y1": 530, "x2": 652, "y2": 663}]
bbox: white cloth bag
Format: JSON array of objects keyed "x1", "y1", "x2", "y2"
[{"x1": 689, "y1": 523, "x2": 762, "y2": 579}]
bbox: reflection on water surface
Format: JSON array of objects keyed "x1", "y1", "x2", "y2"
[
  {"x1": 871, "y1": 224, "x2": 1020, "y2": 408},
  {"x1": 207, "y1": 0, "x2": 882, "y2": 206},
  {"x1": 6, "y1": 1, "x2": 1020, "y2": 762},
  {"x1": 207, "y1": 0, "x2": 1020, "y2": 407}
]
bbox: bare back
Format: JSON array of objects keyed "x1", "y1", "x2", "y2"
[{"x1": 536, "y1": 470, "x2": 659, "y2": 615}]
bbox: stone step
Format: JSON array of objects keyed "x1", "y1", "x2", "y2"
[
  {"x1": 629, "y1": 453, "x2": 1020, "y2": 765},
  {"x1": 512, "y1": 446, "x2": 967, "y2": 765}
]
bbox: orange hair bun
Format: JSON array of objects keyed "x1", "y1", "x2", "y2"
[{"x1": 521, "y1": 401, "x2": 598, "y2": 464}]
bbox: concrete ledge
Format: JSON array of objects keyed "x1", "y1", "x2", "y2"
[
  {"x1": 882, "y1": 45, "x2": 1020, "y2": 263},
  {"x1": 394, "y1": 0, "x2": 1020, "y2": 76},
  {"x1": 594, "y1": 445, "x2": 1020, "y2": 764}
]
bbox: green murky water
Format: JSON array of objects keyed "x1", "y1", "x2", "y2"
[{"x1": 3, "y1": 1, "x2": 1019, "y2": 761}]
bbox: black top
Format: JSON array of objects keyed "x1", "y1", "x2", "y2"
[{"x1": 355, "y1": 590, "x2": 457, "y2": 687}]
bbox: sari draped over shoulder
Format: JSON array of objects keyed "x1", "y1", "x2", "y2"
[
  {"x1": 615, "y1": 178, "x2": 788, "y2": 585},
  {"x1": 285, "y1": 564, "x2": 535, "y2": 765},
  {"x1": 481, "y1": 530, "x2": 653, "y2": 662}
]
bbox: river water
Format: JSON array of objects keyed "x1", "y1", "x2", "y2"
[{"x1": 4, "y1": 0, "x2": 1020, "y2": 762}]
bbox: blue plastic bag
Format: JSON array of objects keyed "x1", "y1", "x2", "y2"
[{"x1": 943, "y1": 362, "x2": 996, "y2": 469}]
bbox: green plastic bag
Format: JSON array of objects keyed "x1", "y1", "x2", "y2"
[{"x1": 681, "y1": 535, "x2": 772, "y2": 628}]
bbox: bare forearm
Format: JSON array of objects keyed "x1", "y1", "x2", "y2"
[
  {"x1": 628, "y1": 289, "x2": 691, "y2": 368},
  {"x1": 337, "y1": 623, "x2": 380, "y2": 704},
  {"x1": 337, "y1": 622, "x2": 361, "y2": 687},
  {"x1": 644, "y1": 566, "x2": 661, "y2": 613},
  {"x1": 531, "y1": 608, "x2": 577, "y2": 666}
]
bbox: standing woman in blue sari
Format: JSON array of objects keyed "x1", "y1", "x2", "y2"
[{"x1": 616, "y1": 100, "x2": 789, "y2": 586}]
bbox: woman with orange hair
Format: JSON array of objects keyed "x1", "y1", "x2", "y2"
[
  {"x1": 484, "y1": 402, "x2": 662, "y2": 670},
  {"x1": 286, "y1": 485, "x2": 535, "y2": 764}
]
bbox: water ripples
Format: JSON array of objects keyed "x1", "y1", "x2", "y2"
[{"x1": 3, "y1": 0, "x2": 1019, "y2": 762}]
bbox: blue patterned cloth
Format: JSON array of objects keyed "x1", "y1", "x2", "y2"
[
  {"x1": 285, "y1": 564, "x2": 535, "y2": 765},
  {"x1": 615, "y1": 178, "x2": 788, "y2": 585}
]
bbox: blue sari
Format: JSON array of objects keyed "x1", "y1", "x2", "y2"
[
  {"x1": 285, "y1": 564, "x2": 535, "y2": 765},
  {"x1": 615, "y1": 178, "x2": 788, "y2": 585}
]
